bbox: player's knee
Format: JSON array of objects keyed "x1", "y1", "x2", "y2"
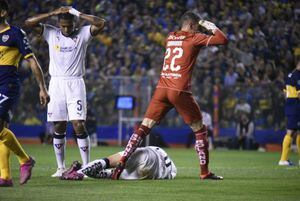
[
  {"x1": 54, "y1": 121, "x2": 67, "y2": 133},
  {"x1": 76, "y1": 131, "x2": 88, "y2": 139},
  {"x1": 72, "y1": 120, "x2": 85, "y2": 134},
  {"x1": 189, "y1": 121, "x2": 203, "y2": 132},
  {"x1": 142, "y1": 118, "x2": 156, "y2": 128}
]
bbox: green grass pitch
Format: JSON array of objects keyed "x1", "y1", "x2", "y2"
[{"x1": 0, "y1": 145, "x2": 299, "y2": 201}]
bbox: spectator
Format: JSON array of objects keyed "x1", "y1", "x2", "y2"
[
  {"x1": 3, "y1": 0, "x2": 298, "y2": 131},
  {"x1": 234, "y1": 98, "x2": 251, "y2": 120},
  {"x1": 235, "y1": 113, "x2": 255, "y2": 150}
]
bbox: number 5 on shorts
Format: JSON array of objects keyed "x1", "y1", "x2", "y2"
[{"x1": 77, "y1": 100, "x2": 82, "y2": 111}]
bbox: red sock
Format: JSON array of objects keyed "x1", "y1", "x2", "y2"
[
  {"x1": 120, "y1": 125, "x2": 150, "y2": 163},
  {"x1": 194, "y1": 125, "x2": 209, "y2": 176}
]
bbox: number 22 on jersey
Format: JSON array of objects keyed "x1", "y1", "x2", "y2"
[{"x1": 162, "y1": 47, "x2": 183, "y2": 72}]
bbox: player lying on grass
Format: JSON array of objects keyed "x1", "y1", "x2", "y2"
[{"x1": 60, "y1": 146, "x2": 177, "y2": 180}]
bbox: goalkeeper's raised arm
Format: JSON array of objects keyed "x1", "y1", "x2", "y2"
[{"x1": 198, "y1": 19, "x2": 228, "y2": 46}]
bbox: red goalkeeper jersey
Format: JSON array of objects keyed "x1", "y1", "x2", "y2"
[{"x1": 157, "y1": 29, "x2": 227, "y2": 92}]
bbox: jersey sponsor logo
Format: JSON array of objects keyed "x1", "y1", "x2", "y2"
[
  {"x1": 161, "y1": 72, "x2": 182, "y2": 79},
  {"x1": 168, "y1": 35, "x2": 186, "y2": 40},
  {"x1": 54, "y1": 45, "x2": 76, "y2": 52},
  {"x1": 2, "y1": 35, "x2": 9, "y2": 42}
]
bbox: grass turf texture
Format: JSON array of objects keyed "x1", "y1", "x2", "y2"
[{"x1": 0, "y1": 145, "x2": 299, "y2": 201}]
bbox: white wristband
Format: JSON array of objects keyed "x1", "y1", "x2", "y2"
[{"x1": 69, "y1": 8, "x2": 81, "y2": 17}]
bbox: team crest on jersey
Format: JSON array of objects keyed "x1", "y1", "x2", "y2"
[
  {"x1": 72, "y1": 36, "x2": 78, "y2": 43},
  {"x1": 2, "y1": 35, "x2": 9, "y2": 42},
  {"x1": 48, "y1": 112, "x2": 52, "y2": 117}
]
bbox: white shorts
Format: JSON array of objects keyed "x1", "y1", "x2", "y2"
[
  {"x1": 47, "y1": 77, "x2": 87, "y2": 122},
  {"x1": 119, "y1": 146, "x2": 177, "y2": 180}
]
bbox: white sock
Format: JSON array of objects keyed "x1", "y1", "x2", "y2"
[
  {"x1": 77, "y1": 135, "x2": 90, "y2": 166},
  {"x1": 97, "y1": 159, "x2": 108, "y2": 169},
  {"x1": 53, "y1": 132, "x2": 66, "y2": 169}
]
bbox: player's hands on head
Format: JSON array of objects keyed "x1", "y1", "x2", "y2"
[
  {"x1": 199, "y1": 20, "x2": 217, "y2": 33},
  {"x1": 39, "y1": 89, "x2": 50, "y2": 107},
  {"x1": 52, "y1": 6, "x2": 71, "y2": 15}
]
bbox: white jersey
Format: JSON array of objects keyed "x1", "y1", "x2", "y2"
[
  {"x1": 43, "y1": 24, "x2": 92, "y2": 77},
  {"x1": 120, "y1": 146, "x2": 177, "y2": 180}
]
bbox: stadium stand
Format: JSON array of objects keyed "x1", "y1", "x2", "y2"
[{"x1": 8, "y1": 0, "x2": 300, "y2": 147}]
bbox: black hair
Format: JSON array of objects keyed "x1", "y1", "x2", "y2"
[
  {"x1": 0, "y1": 0, "x2": 8, "y2": 12},
  {"x1": 180, "y1": 11, "x2": 200, "y2": 26},
  {"x1": 58, "y1": 13, "x2": 74, "y2": 21}
]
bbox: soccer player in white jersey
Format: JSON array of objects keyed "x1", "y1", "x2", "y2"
[
  {"x1": 25, "y1": 7, "x2": 105, "y2": 177},
  {"x1": 60, "y1": 146, "x2": 177, "y2": 180}
]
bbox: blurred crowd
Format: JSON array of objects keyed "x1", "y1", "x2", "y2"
[{"x1": 9, "y1": 0, "x2": 300, "y2": 130}]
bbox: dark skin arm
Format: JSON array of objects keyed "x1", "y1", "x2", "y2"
[
  {"x1": 78, "y1": 13, "x2": 105, "y2": 36},
  {"x1": 25, "y1": 7, "x2": 105, "y2": 36},
  {"x1": 26, "y1": 56, "x2": 50, "y2": 107},
  {"x1": 25, "y1": 7, "x2": 70, "y2": 34}
]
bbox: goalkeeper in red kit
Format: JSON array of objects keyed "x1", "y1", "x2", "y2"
[{"x1": 112, "y1": 11, "x2": 228, "y2": 180}]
